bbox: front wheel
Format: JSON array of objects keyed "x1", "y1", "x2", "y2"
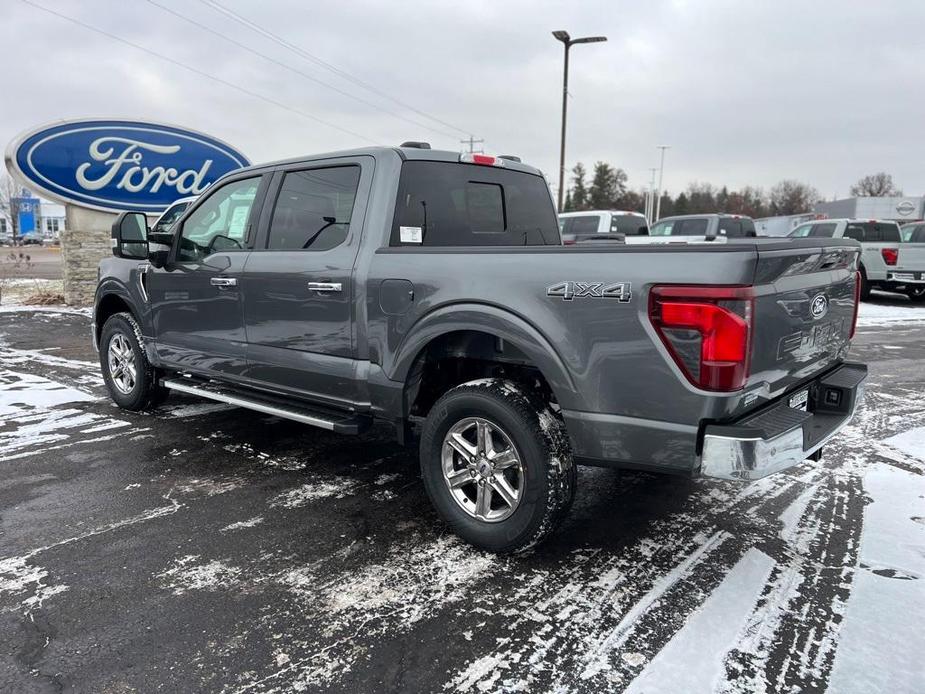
[
  {"x1": 99, "y1": 312, "x2": 168, "y2": 411},
  {"x1": 419, "y1": 379, "x2": 576, "y2": 553}
]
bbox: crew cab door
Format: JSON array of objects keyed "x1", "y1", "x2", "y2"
[
  {"x1": 146, "y1": 174, "x2": 267, "y2": 376},
  {"x1": 240, "y1": 157, "x2": 373, "y2": 407}
]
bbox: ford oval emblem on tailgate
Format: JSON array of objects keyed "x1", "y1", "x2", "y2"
[
  {"x1": 810, "y1": 293, "x2": 829, "y2": 319},
  {"x1": 5, "y1": 119, "x2": 250, "y2": 213}
]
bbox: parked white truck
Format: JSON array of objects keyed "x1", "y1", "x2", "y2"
[{"x1": 790, "y1": 219, "x2": 925, "y2": 301}]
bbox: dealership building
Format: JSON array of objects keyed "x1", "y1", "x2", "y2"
[{"x1": 814, "y1": 196, "x2": 924, "y2": 222}]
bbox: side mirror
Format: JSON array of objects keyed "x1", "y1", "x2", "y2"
[
  {"x1": 111, "y1": 212, "x2": 149, "y2": 260},
  {"x1": 147, "y1": 231, "x2": 174, "y2": 268}
]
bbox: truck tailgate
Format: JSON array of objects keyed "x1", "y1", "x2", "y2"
[
  {"x1": 897, "y1": 243, "x2": 925, "y2": 275},
  {"x1": 748, "y1": 242, "x2": 860, "y2": 396}
]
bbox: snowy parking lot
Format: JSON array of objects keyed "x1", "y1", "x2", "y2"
[{"x1": 1, "y1": 294, "x2": 923, "y2": 693}]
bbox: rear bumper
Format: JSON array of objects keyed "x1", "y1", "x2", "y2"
[
  {"x1": 886, "y1": 271, "x2": 925, "y2": 284},
  {"x1": 699, "y1": 362, "x2": 867, "y2": 481}
]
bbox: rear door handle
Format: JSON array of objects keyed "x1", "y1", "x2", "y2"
[
  {"x1": 210, "y1": 277, "x2": 237, "y2": 287},
  {"x1": 307, "y1": 282, "x2": 342, "y2": 293}
]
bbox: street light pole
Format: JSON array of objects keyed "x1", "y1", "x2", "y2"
[
  {"x1": 647, "y1": 167, "x2": 658, "y2": 223},
  {"x1": 553, "y1": 30, "x2": 607, "y2": 212},
  {"x1": 655, "y1": 145, "x2": 670, "y2": 221}
]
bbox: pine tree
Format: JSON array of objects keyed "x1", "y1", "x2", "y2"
[{"x1": 570, "y1": 163, "x2": 589, "y2": 210}]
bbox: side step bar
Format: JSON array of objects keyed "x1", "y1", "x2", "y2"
[{"x1": 162, "y1": 378, "x2": 370, "y2": 435}]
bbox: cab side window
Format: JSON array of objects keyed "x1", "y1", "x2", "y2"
[
  {"x1": 178, "y1": 178, "x2": 260, "y2": 261},
  {"x1": 266, "y1": 166, "x2": 360, "y2": 251}
]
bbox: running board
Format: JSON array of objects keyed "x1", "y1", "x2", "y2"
[{"x1": 162, "y1": 378, "x2": 369, "y2": 434}]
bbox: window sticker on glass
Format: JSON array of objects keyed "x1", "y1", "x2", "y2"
[
  {"x1": 228, "y1": 206, "x2": 250, "y2": 238},
  {"x1": 400, "y1": 226, "x2": 423, "y2": 243}
]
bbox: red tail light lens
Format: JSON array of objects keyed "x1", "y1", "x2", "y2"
[
  {"x1": 881, "y1": 248, "x2": 899, "y2": 266},
  {"x1": 649, "y1": 285, "x2": 754, "y2": 392},
  {"x1": 850, "y1": 271, "x2": 861, "y2": 338}
]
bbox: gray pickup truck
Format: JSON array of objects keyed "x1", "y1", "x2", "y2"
[{"x1": 94, "y1": 144, "x2": 867, "y2": 552}]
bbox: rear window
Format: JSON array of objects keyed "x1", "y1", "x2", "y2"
[
  {"x1": 390, "y1": 161, "x2": 559, "y2": 246},
  {"x1": 267, "y1": 166, "x2": 360, "y2": 251},
  {"x1": 611, "y1": 214, "x2": 648, "y2": 236},
  {"x1": 560, "y1": 215, "x2": 601, "y2": 236},
  {"x1": 651, "y1": 218, "x2": 709, "y2": 236},
  {"x1": 717, "y1": 218, "x2": 741, "y2": 237},
  {"x1": 844, "y1": 222, "x2": 901, "y2": 242}
]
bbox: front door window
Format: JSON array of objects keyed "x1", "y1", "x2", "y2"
[{"x1": 177, "y1": 178, "x2": 259, "y2": 261}]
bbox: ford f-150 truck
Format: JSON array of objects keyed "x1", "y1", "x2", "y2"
[
  {"x1": 94, "y1": 144, "x2": 867, "y2": 552},
  {"x1": 789, "y1": 218, "x2": 925, "y2": 301}
]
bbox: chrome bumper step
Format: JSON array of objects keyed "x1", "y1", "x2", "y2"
[{"x1": 161, "y1": 377, "x2": 369, "y2": 434}]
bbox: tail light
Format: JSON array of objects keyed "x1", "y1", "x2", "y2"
[
  {"x1": 881, "y1": 248, "x2": 898, "y2": 266},
  {"x1": 649, "y1": 285, "x2": 754, "y2": 392},
  {"x1": 850, "y1": 271, "x2": 861, "y2": 339}
]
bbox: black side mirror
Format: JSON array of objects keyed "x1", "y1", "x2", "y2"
[
  {"x1": 147, "y1": 231, "x2": 174, "y2": 268},
  {"x1": 111, "y1": 212, "x2": 149, "y2": 260}
]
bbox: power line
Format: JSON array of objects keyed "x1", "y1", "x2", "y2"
[
  {"x1": 20, "y1": 0, "x2": 376, "y2": 144},
  {"x1": 143, "y1": 0, "x2": 459, "y2": 143},
  {"x1": 199, "y1": 0, "x2": 471, "y2": 137}
]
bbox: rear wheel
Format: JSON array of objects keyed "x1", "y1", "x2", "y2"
[
  {"x1": 100, "y1": 312, "x2": 168, "y2": 411},
  {"x1": 907, "y1": 285, "x2": 925, "y2": 303},
  {"x1": 419, "y1": 379, "x2": 576, "y2": 553}
]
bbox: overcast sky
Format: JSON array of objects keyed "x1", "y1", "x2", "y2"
[{"x1": 4, "y1": 0, "x2": 924, "y2": 199}]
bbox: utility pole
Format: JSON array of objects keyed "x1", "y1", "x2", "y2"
[
  {"x1": 552, "y1": 30, "x2": 607, "y2": 212},
  {"x1": 460, "y1": 136, "x2": 484, "y2": 153},
  {"x1": 655, "y1": 145, "x2": 670, "y2": 221}
]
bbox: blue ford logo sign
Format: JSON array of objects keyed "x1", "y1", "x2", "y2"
[
  {"x1": 5, "y1": 119, "x2": 250, "y2": 213},
  {"x1": 810, "y1": 293, "x2": 828, "y2": 319}
]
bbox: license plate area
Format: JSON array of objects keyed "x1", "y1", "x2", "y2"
[{"x1": 789, "y1": 389, "x2": 809, "y2": 412}]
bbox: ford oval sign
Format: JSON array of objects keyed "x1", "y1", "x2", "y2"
[{"x1": 5, "y1": 119, "x2": 250, "y2": 213}]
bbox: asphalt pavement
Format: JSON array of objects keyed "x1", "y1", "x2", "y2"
[{"x1": 1, "y1": 298, "x2": 923, "y2": 693}]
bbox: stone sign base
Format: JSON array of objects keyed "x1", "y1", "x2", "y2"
[{"x1": 62, "y1": 205, "x2": 116, "y2": 306}]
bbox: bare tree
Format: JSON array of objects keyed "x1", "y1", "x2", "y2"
[
  {"x1": 0, "y1": 174, "x2": 19, "y2": 237},
  {"x1": 769, "y1": 180, "x2": 820, "y2": 216},
  {"x1": 849, "y1": 172, "x2": 902, "y2": 197}
]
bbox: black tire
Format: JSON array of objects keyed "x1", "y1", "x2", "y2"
[
  {"x1": 99, "y1": 312, "x2": 168, "y2": 411},
  {"x1": 906, "y1": 285, "x2": 925, "y2": 303},
  {"x1": 419, "y1": 379, "x2": 576, "y2": 553},
  {"x1": 859, "y1": 268, "x2": 872, "y2": 301}
]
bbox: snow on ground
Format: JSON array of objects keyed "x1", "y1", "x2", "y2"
[
  {"x1": 884, "y1": 426, "x2": 925, "y2": 460},
  {"x1": 827, "y1": 463, "x2": 925, "y2": 693},
  {"x1": 857, "y1": 294, "x2": 925, "y2": 327},
  {"x1": 624, "y1": 548, "x2": 776, "y2": 693}
]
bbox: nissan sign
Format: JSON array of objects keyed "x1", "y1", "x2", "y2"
[
  {"x1": 896, "y1": 200, "x2": 917, "y2": 217},
  {"x1": 5, "y1": 119, "x2": 250, "y2": 213}
]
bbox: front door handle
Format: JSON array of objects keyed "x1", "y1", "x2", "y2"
[
  {"x1": 210, "y1": 277, "x2": 237, "y2": 287},
  {"x1": 307, "y1": 282, "x2": 342, "y2": 293}
]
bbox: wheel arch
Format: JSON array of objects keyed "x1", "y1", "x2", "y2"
[
  {"x1": 94, "y1": 284, "x2": 141, "y2": 346},
  {"x1": 386, "y1": 303, "x2": 581, "y2": 416}
]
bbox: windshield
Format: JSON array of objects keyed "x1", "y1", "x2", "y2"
[
  {"x1": 154, "y1": 200, "x2": 191, "y2": 232},
  {"x1": 611, "y1": 214, "x2": 648, "y2": 235},
  {"x1": 651, "y1": 218, "x2": 709, "y2": 236},
  {"x1": 790, "y1": 223, "x2": 836, "y2": 238},
  {"x1": 559, "y1": 215, "x2": 601, "y2": 236}
]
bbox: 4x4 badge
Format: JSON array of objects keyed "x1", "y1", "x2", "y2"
[{"x1": 547, "y1": 281, "x2": 632, "y2": 302}]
